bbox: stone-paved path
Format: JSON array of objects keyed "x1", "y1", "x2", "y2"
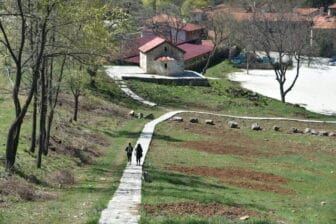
[
  {"x1": 100, "y1": 67, "x2": 336, "y2": 223},
  {"x1": 99, "y1": 111, "x2": 182, "y2": 224},
  {"x1": 99, "y1": 109, "x2": 336, "y2": 224},
  {"x1": 105, "y1": 66, "x2": 157, "y2": 107}
]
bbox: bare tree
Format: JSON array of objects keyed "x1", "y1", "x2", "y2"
[
  {"x1": 241, "y1": 1, "x2": 313, "y2": 103},
  {"x1": 148, "y1": 4, "x2": 187, "y2": 44},
  {"x1": 0, "y1": 0, "x2": 52, "y2": 171},
  {"x1": 1, "y1": 0, "x2": 113, "y2": 170},
  {"x1": 201, "y1": 8, "x2": 237, "y2": 74}
]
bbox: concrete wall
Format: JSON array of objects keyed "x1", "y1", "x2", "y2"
[
  {"x1": 153, "y1": 60, "x2": 183, "y2": 76},
  {"x1": 140, "y1": 52, "x2": 148, "y2": 72},
  {"x1": 140, "y1": 42, "x2": 184, "y2": 76}
]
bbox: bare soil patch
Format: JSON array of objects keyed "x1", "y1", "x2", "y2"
[
  {"x1": 168, "y1": 165, "x2": 293, "y2": 195},
  {"x1": 179, "y1": 140, "x2": 271, "y2": 157},
  {"x1": 0, "y1": 178, "x2": 56, "y2": 202},
  {"x1": 143, "y1": 201, "x2": 259, "y2": 219},
  {"x1": 169, "y1": 118, "x2": 336, "y2": 160}
]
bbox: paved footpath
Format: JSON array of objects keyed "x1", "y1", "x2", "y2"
[
  {"x1": 105, "y1": 66, "x2": 157, "y2": 107},
  {"x1": 99, "y1": 109, "x2": 336, "y2": 224},
  {"x1": 99, "y1": 111, "x2": 182, "y2": 224},
  {"x1": 100, "y1": 68, "x2": 336, "y2": 223}
]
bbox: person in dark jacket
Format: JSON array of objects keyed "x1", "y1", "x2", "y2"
[
  {"x1": 135, "y1": 143, "x2": 143, "y2": 166},
  {"x1": 125, "y1": 142, "x2": 133, "y2": 164}
]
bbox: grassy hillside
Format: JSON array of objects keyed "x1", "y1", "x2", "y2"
[
  {"x1": 141, "y1": 113, "x2": 336, "y2": 223},
  {"x1": 1, "y1": 60, "x2": 335, "y2": 224},
  {"x1": 127, "y1": 61, "x2": 336, "y2": 120},
  {"x1": 0, "y1": 73, "x2": 154, "y2": 224}
]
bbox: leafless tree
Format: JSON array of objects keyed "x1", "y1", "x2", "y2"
[
  {"x1": 0, "y1": 0, "x2": 52, "y2": 171},
  {"x1": 147, "y1": 4, "x2": 187, "y2": 44},
  {"x1": 201, "y1": 8, "x2": 237, "y2": 74},
  {"x1": 241, "y1": 1, "x2": 313, "y2": 103}
]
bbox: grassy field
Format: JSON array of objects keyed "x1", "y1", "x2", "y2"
[
  {"x1": 1, "y1": 59, "x2": 336, "y2": 224},
  {"x1": 0, "y1": 73, "x2": 155, "y2": 224},
  {"x1": 127, "y1": 61, "x2": 336, "y2": 120},
  {"x1": 141, "y1": 113, "x2": 336, "y2": 224}
]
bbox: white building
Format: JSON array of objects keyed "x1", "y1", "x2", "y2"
[{"x1": 139, "y1": 37, "x2": 185, "y2": 76}]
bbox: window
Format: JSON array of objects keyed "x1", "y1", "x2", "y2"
[
  {"x1": 164, "y1": 47, "x2": 167, "y2": 52},
  {"x1": 164, "y1": 63, "x2": 167, "y2": 69}
]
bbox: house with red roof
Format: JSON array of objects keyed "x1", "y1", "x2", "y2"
[
  {"x1": 123, "y1": 36, "x2": 213, "y2": 72},
  {"x1": 146, "y1": 14, "x2": 206, "y2": 43},
  {"x1": 139, "y1": 37, "x2": 185, "y2": 76}
]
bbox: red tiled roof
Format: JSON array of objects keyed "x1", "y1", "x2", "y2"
[
  {"x1": 177, "y1": 43, "x2": 213, "y2": 61},
  {"x1": 123, "y1": 42, "x2": 213, "y2": 64},
  {"x1": 182, "y1": 23, "x2": 204, "y2": 32},
  {"x1": 125, "y1": 56, "x2": 139, "y2": 64},
  {"x1": 139, "y1": 37, "x2": 167, "y2": 53},
  {"x1": 329, "y1": 3, "x2": 336, "y2": 9},
  {"x1": 139, "y1": 36, "x2": 186, "y2": 54},
  {"x1": 122, "y1": 35, "x2": 156, "y2": 58},
  {"x1": 313, "y1": 15, "x2": 336, "y2": 29}
]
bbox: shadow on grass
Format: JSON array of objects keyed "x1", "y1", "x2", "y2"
[
  {"x1": 143, "y1": 168, "x2": 268, "y2": 211},
  {"x1": 101, "y1": 130, "x2": 183, "y2": 142}
]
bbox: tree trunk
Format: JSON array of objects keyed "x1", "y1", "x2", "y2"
[
  {"x1": 6, "y1": 123, "x2": 22, "y2": 170},
  {"x1": 280, "y1": 82, "x2": 285, "y2": 103},
  {"x1": 29, "y1": 90, "x2": 38, "y2": 153},
  {"x1": 246, "y1": 54, "x2": 249, "y2": 75},
  {"x1": 37, "y1": 62, "x2": 48, "y2": 168},
  {"x1": 73, "y1": 94, "x2": 79, "y2": 122},
  {"x1": 202, "y1": 46, "x2": 217, "y2": 75}
]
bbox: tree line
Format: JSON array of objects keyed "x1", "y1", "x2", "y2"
[{"x1": 0, "y1": 0, "x2": 128, "y2": 171}]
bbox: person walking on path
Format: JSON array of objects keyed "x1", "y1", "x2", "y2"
[
  {"x1": 135, "y1": 144, "x2": 143, "y2": 166},
  {"x1": 125, "y1": 142, "x2": 133, "y2": 164}
]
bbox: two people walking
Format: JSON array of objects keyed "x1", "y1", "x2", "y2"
[{"x1": 125, "y1": 142, "x2": 143, "y2": 166}]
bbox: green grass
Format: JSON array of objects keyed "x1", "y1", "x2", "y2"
[
  {"x1": 205, "y1": 60, "x2": 241, "y2": 78},
  {"x1": 127, "y1": 61, "x2": 336, "y2": 120},
  {"x1": 0, "y1": 73, "x2": 151, "y2": 224},
  {"x1": 141, "y1": 114, "x2": 336, "y2": 224},
  {"x1": 1, "y1": 58, "x2": 336, "y2": 224}
]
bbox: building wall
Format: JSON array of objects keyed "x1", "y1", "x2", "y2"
[
  {"x1": 140, "y1": 42, "x2": 184, "y2": 76},
  {"x1": 140, "y1": 52, "x2": 148, "y2": 72},
  {"x1": 186, "y1": 30, "x2": 204, "y2": 43},
  {"x1": 171, "y1": 29, "x2": 187, "y2": 42},
  {"x1": 153, "y1": 60, "x2": 183, "y2": 76}
]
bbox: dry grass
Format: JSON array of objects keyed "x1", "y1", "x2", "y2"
[
  {"x1": 47, "y1": 169, "x2": 75, "y2": 187},
  {"x1": 0, "y1": 177, "x2": 56, "y2": 202}
]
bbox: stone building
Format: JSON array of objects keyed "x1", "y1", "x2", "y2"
[{"x1": 139, "y1": 37, "x2": 185, "y2": 76}]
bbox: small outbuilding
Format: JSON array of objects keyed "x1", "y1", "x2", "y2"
[{"x1": 139, "y1": 37, "x2": 185, "y2": 76}]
